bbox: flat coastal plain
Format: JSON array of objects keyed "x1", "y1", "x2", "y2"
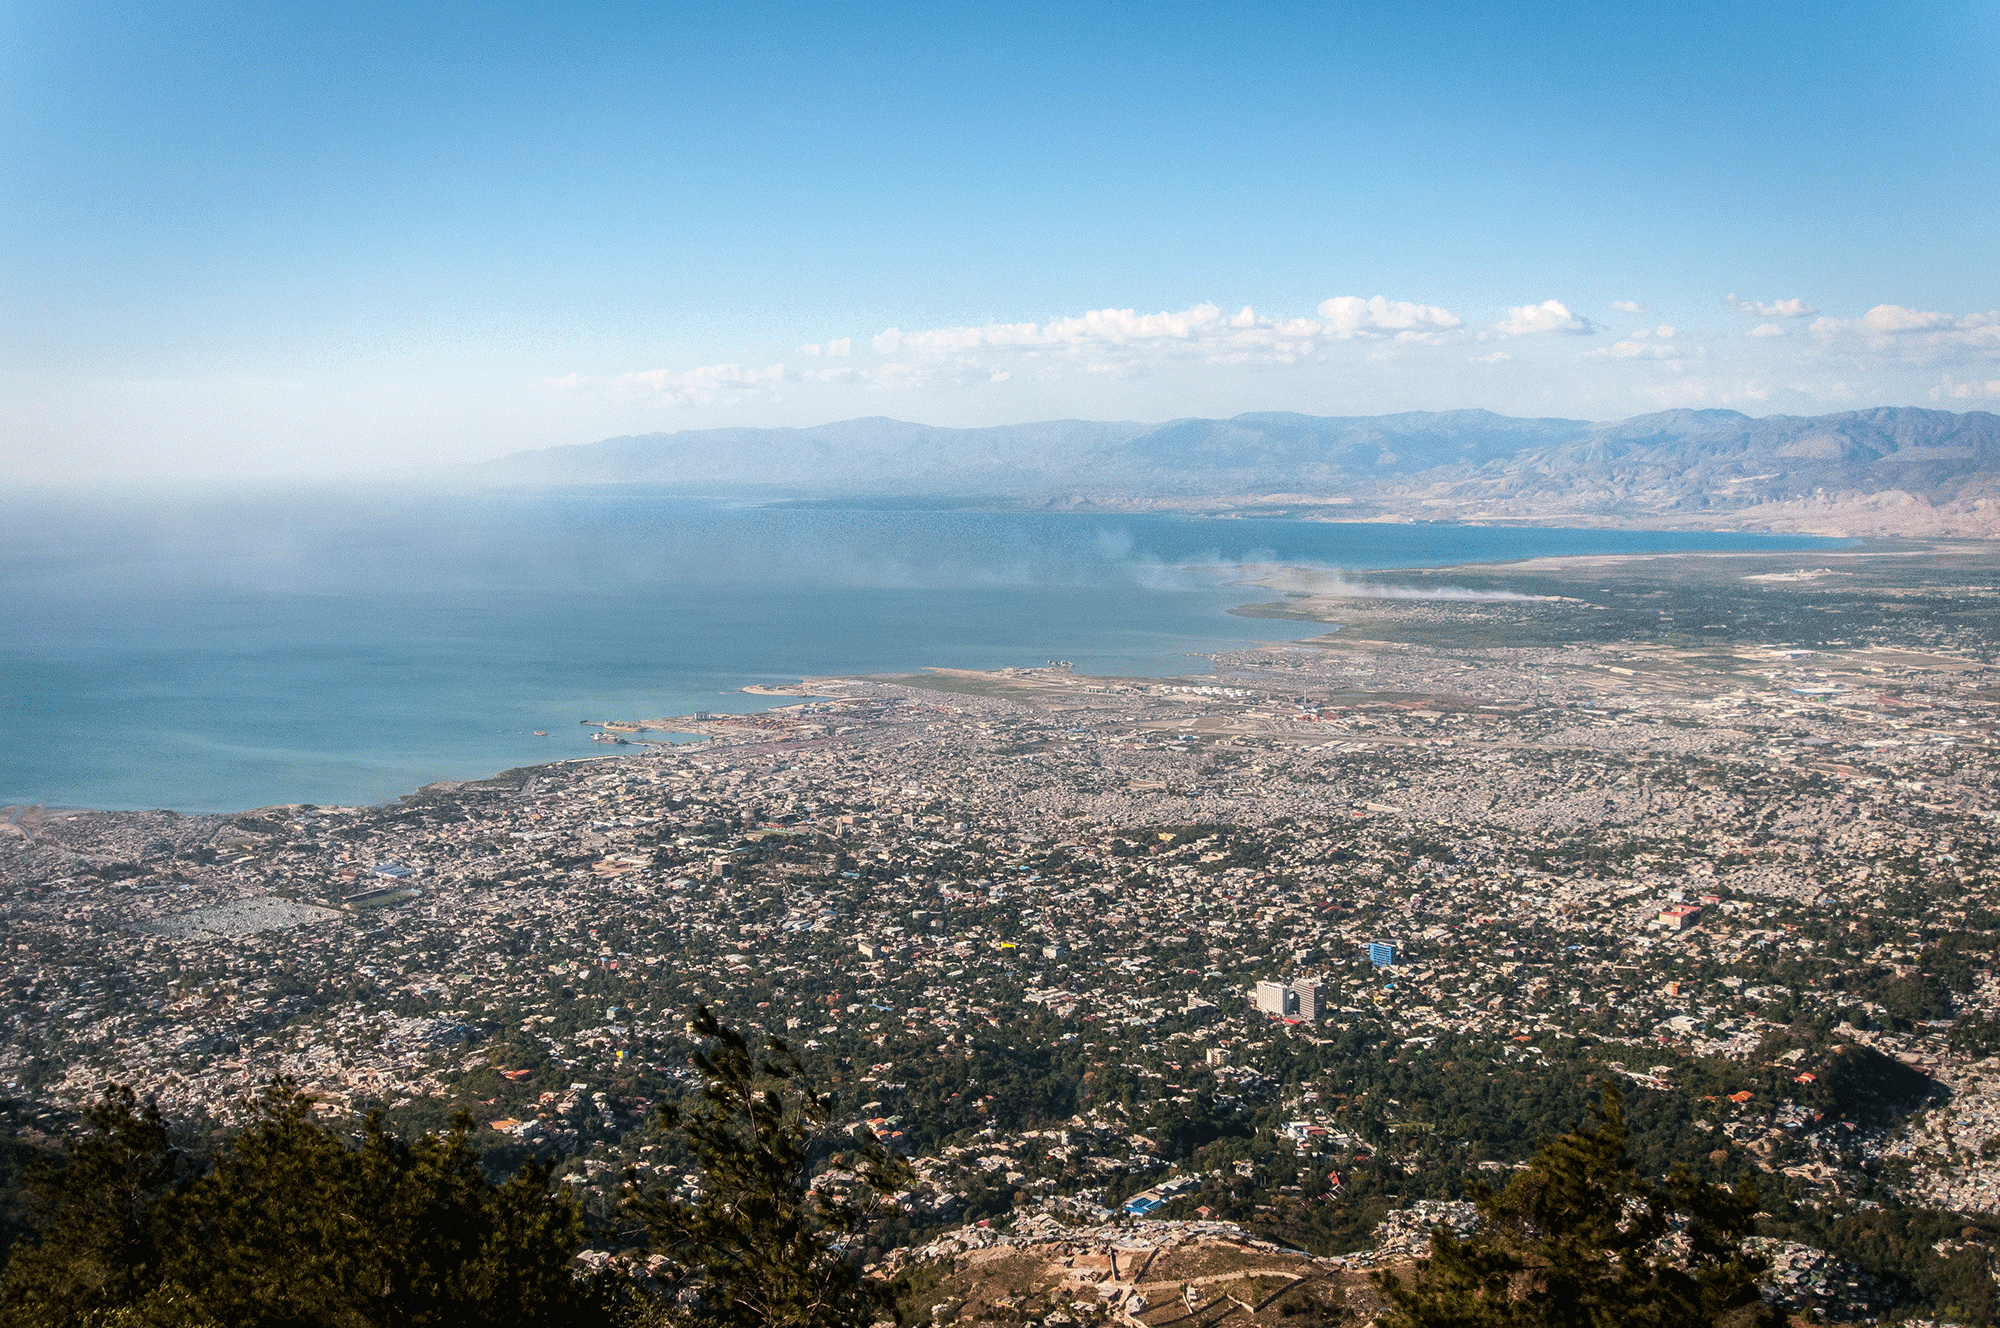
[{"x1": 8, "y1": 539, "x2": 2000, "y2": 1321}]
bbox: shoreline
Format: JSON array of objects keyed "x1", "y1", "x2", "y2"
[{"x1": 7, "y1": 533, "x2": 1882, "y2": 821}]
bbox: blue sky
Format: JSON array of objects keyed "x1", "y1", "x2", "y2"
[{"x1": 3, "y1": 1, "x2": 1997, "y2": 478}]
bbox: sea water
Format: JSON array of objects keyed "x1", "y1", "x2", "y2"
[{"x1": 1, "y1": 487, "x2": 1841, "y2": 812}]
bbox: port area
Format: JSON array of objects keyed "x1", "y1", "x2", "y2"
[{"x1": 576, "y1": 720, "x2": 702, "y2": 749}]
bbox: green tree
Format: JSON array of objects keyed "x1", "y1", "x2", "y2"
[
  {"x1": 154, "y1": 1079, "x2": 603, "y2": 1327},
  {"x1": 1376, "y1": 1082, "x2": 1774, "y2": 1328},
  {"x1": 625, "y1": 1006, "x2": 908, "y2": 1328},
  {"x1": 0, "y1": 1085, "x2": 184, "y2": 1327},
  {"x1": 2, "y1": 1078, "x2": 609, "y2": 1328}
]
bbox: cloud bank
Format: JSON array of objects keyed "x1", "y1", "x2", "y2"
[
  {"x1": 608, "y1": 295, "x2": 1610, "y2": 403},
  {"x1": 574, "y1": 290, "x2": 2000, "y2": 427}
]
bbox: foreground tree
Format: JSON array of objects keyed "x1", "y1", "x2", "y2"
[
  {"x1": 156, "y1": 1080, "x2": 604, "y2": 1327},
  {"x1": 625, "y1": 1006, "x2": 909, "y2": 1328},
  {"x1": 0, "y1": 1085, "x2": 186, "y2": 1326},
  {"x1": 1376, "y1": 1082, "x2": 1777, "y2": 1328},
  {"x1": 1, "y1": 1080, "x2": 609, "y2": 1328}
]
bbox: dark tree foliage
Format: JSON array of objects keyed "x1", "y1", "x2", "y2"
[
  {"x1": 1952, "y1": 1013, "x2": 2000, "y2": 1058},
  {"x1": 625, "y1": 1006, "x2": 908, "y2": 1328},
  {"x1": 1919, "y1": 932, "x2": 1994, "y2": 994},
  {"x1": 0, "y1": 1134, "x2": 50, "y2": 1267},
  {"x1": 158, "y1": 1080, "x2": 602, "y2": 1328},
  {"x1": 1375, "y1": 1083, "x2": 1775, "y2": 1328},
  {"x1": 0, "y1": 1081, "x2": 608, "y2": 1328},
  {"x1": 1824, "y1": 1209, "x2": 2000, "y2": 1327},
  {"x1": 0, "y1": 1085, "x2": 185, "y2": 1324},
  {"x1": 1869, "y1": 971, "x2": 1954, "y2": 1024}
]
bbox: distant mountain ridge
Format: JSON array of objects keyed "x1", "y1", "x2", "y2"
[{"x1": 468, "y1": 406, "x2": 2000, "y2": 537}]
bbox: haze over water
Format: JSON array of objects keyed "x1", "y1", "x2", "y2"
[{"x1": 1, "y1": 488, "x2": 1842, "y2": 813}]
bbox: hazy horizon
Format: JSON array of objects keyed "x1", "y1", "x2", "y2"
[{"x1": 16, "y1": 400, "x2": 2000, "y2": 498}]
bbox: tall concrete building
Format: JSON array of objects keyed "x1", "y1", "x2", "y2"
[
  {"x1": 1290, "y1": 978, "x2": 1322, "y2": 1021},
  {"x1": 1369, "y1": 941, "x2": 1396, "y2": 968},
  {"x1": 1253, "y1": 980, "x2": 1295, "y2": 1017}
]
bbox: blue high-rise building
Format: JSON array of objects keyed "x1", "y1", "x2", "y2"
[{"x1": 1368, "y1": 941, "x2": 1396, "y2": 968}]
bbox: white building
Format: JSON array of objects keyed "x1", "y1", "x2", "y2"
[{"x1": 1253, "y1": 980, "x2": 1296, "y2": 1017}]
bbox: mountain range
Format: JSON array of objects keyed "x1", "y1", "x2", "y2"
[{"x1": 468, "y1": 406, "x2": 2000, "y2": 537}]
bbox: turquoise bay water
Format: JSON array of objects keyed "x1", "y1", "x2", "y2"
[{"x1": 1, "y1": 487, "x2": 1842, "y2": 812}]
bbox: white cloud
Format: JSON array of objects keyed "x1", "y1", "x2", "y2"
[
  {"x1": 1636, "y1": 376, "x2": 1773, "y2": 408},
  {"x1": 1609, "y1": 300, "x2": 1649, "y2": 314},
  {"x1": 890, "y1": 302, "x2": 1235, "y2": 354},
  {"x1": 1932, "y1": 375, "x2": 2000, "y2": 401},
  {"x1": 853, "y1": 296, "x2": 1466, "y2": 383},
  {"x1": 1496, "y1": 300, "x2": 1593, "y2": 336},
  {"x1": 900, "y1": 298, "x2": 1460, "y2": 357},
  {"x1": 592, "y1": 292, "x2": 2000, "y2": 426},
  {"x1": 1809, "y1": 305, "x2": 2000, "y2": 354},
  {"x1": 875, "y1": 298, "x2": 1463, "y2": 359},
  {"x1": 619, "y1": 361, "x2": 791, "y2": 406},
  {"x1": 1588, "y1": 340, "x2": 1681, "y2": 360},
  {"x1": 1854, "y1": 304, "x2": 1953, "y2": 333},
  {"x1": 1315, "y1": 296, "x2": 1462, "y2": 337},
  {"x1": 604, "y1": 297, "x2": 1471, "y2": 411},
  {"x1": 1726, "y1": 294, "x2": 1817, "y2": 318}
]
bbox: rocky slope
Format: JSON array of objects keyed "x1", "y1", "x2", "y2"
[{"x1": 469, "y1": 407, "x2": 2000, "y2": 537}]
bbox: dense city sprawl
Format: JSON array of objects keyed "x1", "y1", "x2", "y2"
[{"x1": 12, "y1": 542, "x2": 2000, "y2": 1323}]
